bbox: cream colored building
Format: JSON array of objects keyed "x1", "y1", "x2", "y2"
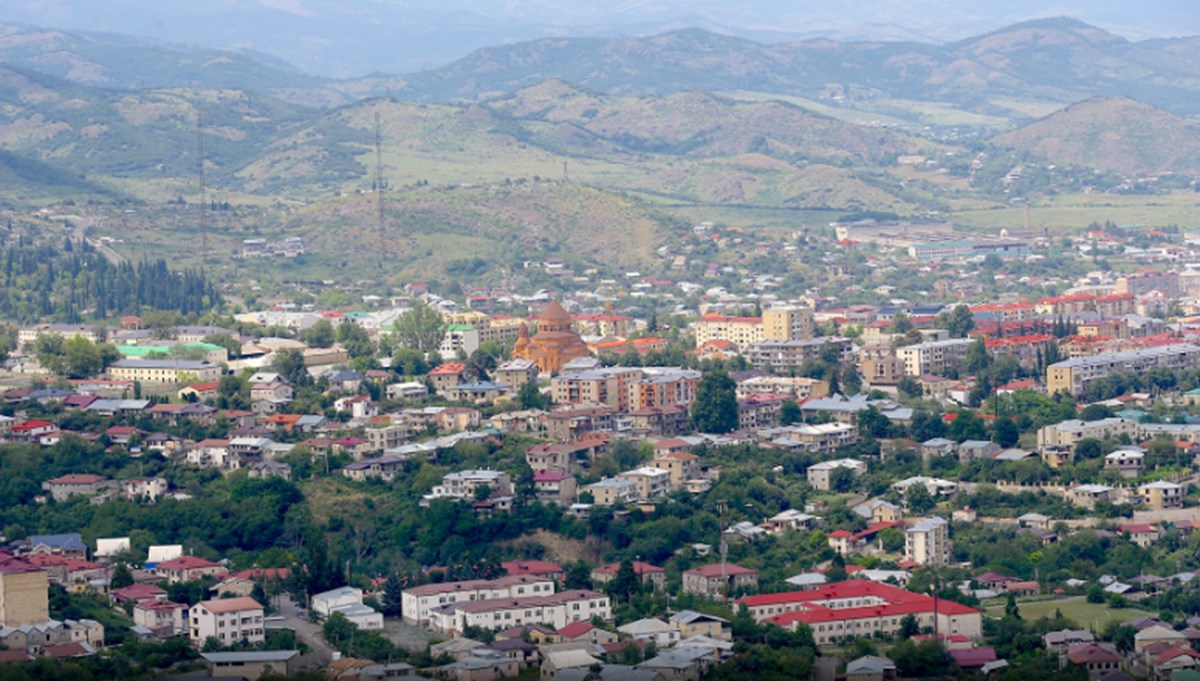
[
  {"x1": 401, "y1": 575, "x2": 555, "y2": 627},
  {"x1": 108, "y1": 359, "x2": 222, "y2": 384},
  {"x1": 905, "y1": 517, "x2": 949, "y2": 567},
  {"x1": 617, "y1": 467, "x2": 672, "y2": 500},
  {"x1": 426, "y1": 589, "x2": 610, "y2": 634},
  {"x1": 1035, "y1": 418, "x2": 1140, "y2": 450},
  {"x1": 1139, "y1": 481, "x2": 1184, "y2": 510},
  {"x1": 650, "y1": 451, "x2": 700, "y2": 487},
  {"x1": 1047, "y1": 344, "x2": 1200, "y2": 396},
  {"x1": 693, "y1": 314, "x2": 764, "y2": 351},
  {"x1": 895, "y1": 339, "x2": 972, "y2": 376},
  {"x1": 189, "y1": 597, "x2": 264, "y2": 647}
]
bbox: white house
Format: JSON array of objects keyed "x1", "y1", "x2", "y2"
[{"x1": 311, "y1": 586, "x2": 383, "y2": 630}]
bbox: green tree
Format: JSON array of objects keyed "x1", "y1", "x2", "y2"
[
  {"x1": 905, "y1": 483, "x2": 936, "y2": 514},
  {"x1": 518, "y1": 380, "x2": 549, "y2": 410},
  {"x1": 948, "y1": 411, "x2": 987, "y2": 442},
  {"x1": 606, "y1": 559, "x2": 641, "y2": 603},
  {"x1": 909, "y1": 409, "x2": 947, "y2": 442},
  {"x1": 271, "y1": 348, "x2": 311, "y2": 387},
  {"x1": 300, "y1": 320, "x2": 336, "y2": 348},
  {"x1": 992, "y1": 418, "x2": 1019, "y2": 448},
  {"x1": 778, "y1": 401, "x2": 802, "y2": 425},
  {"x1": 937, "y1": 304, "x2": 975, "y2": 338},
  {"x1": 380, "y1": 577, "x2": 404, "y2": 618},
  {"x1": 691, "y1": 371, "x2": 739, "y2": 434},
  {"x1": 391, "y1": 302, "x2": 444, "y2": 356},
  {"x1": 110, "y1": 562, "x2": 134, "y2": 589},
  {"x1": 962, "y1": 337, "x2": 991, "y2": 374},
  {"x1": 898, "y1": 376, "x2": 923, "y2": 399}
]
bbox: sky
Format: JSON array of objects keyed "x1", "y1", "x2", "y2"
[{"x1": 3, "y1": 0, "x2": 1198, "y2": 75}]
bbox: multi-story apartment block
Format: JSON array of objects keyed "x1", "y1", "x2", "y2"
[
  {"x1": 401, "y1": 576, "x2": 556, "y2": 626},
  {"x1": 1116, "y1": 270, "x2": 1180, "y2": 298},
  {"x1": 693, "y1": 314, "x2": 763, "y2": 351},
  {"x1": 650, "y1": 451, "x2": 701, "y2": 488},
  {"x1": 806, "y1": 459, "x2": 866, "y2": 491},
  {"x1": 762, "y1": 306, "x2": 814, "y2": 341},
  {"x1": 365, "y1": 423, "x2": 409, "y2": 453},
  {"x1": 551, "y1": 368, "x2": 643, "y2": 411},
  {"x1": 1138, "y1": 481, "x2": 1183, "y2": 510},
  {"x1": 749, "y1": 338, "x2": 854, "y2": 371},
  {"x1": 985, "y1": 334, "x2": 1056, "y2": 369},
  {"x1": 1036, "y1": 418, "x2": 1140, "y2": 450},
  {"x1": 767, "y1": 423, "x2": 859, "y2": 453},
  {"x1": 189, "y1": 598, "x2": 264, "y2": 647},
  {"x1": 682, "y1": 564, "x2": 758, "y2": 600},
  {"x1": 627, "y1": 370, "x2": 701, "y2": 410},
  {"x1": 108, "y1": 359, "x2": 222, "y2": 384},
  {"x1": 426, "y1": 590, "x2": 610, "y2": 635},
  {"x1": 895, "y1": 339, "x2": 972, "y2": 376},
  {"x1": 616, "y1": 467, "x2": 672, "y2": 500},
  {"x1": 428, "y1": 470, "x2": 513, "y2": 501},
  {"x1": 1046, "y1": 344, "x2": 1200, "y2": 396},
  {"x1": 580, "y1": 478, "x2": 638, "y2": 506},
  {"x1": 905, "y1": 517, "x2": 950, "y2": 567}
]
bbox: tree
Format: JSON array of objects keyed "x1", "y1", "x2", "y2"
[
  {"x1": 1080, "y1": 404, "x2": 1115, "y2": 421},
  {"x1": 391, "y1": 302, "x2": 444, "y2": 356},
  {"x1": 992, "y1": 418, "x2": 1019, "y2": 448},
  {"x1": 606, "y1": 559, "x2": 641, "y2": 603},
  {"x1": 336, "y1": 322, "x2": 374, "y2": 359},
  {"x1": 322, "y1": 611, "x2": 356, "y2": 647},
  {"x1": 778, "y1": 401, "x2": 802, "y2": 425},
  {"x1": 888, "y1": 312, "x2": 914, "y2": 334},
  {"x1": 518, "y1": 380, "x2": 549, "y2": 410},
  {"x1": 962, "y1": 338, "x2": 991, "y2": 374},
  {"x1": 1075, "y1": 439, "x2": 1103, "y2": 460},
  {"x1": 110, "y1": 563, "x2": 134, "y2": 589},
  {"x1": 947, "y1": 411, "x2": 987, "y2": 442},
  {"x1": 899, "y1": 613, "x2": 920, "y2": 638},
  {"x1": 691, "y1": 371, "x2": 738, "y2": 434},
  {"x1": 909, "y1": 409, "x2": 946, "y2": 442},
  {"x1": 1004, "y1": 592, "x2": 1021, "y2": 619},
  {"x1": 857, "y1": 407, "x2": 892, "y2": 439},
  {"x1": 61, "y1": 337, "x2": 117, "y2": 379},
  {"x1": 380, "y1": 577, "x2": 404, "y2": 618},
  {"x1": 299, "y1": 320, "x2": 335, "y2": 348},
  {"x1": 829, "y1": 466, "x2": 857, "y2": 493},
  {"x1": 565, "y1": 562, "x2": 592, "y2": 590},
  {"x1": 905, "y1": 483, "x2": 935, "y2": 514},
  {"x1": 271, "y1": 348, "x2": 311, "y2": 387},
  {"x1": 898, "y1": 376, "x2": 923, "y2": 399},
  {"x1": 937, "y1": 304, "x2": 975, "y2": 338},
  {"x1": 878, "y1": 528, "x2": 905, "y2": 553}
]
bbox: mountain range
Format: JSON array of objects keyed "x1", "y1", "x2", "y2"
[{"x1": 5, "y1": 17, "x2": 1200, "y2": 122}]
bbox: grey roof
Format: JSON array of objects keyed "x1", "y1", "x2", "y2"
[
  {"x1": 671, "y1": 610, "x2": 728, "y2": 625},
  {"x1": 200, "y1": 650, "x2": 299, "y2": 662},
  {"x1": 846, "y1": 655, "x2": 896, "y2": 674},
  {"x1": 110, "y1": 359, "x2": 215, "y2": 370},
  {"x1": 29, "y1": 533, "x2": 86, "y2": 551}
]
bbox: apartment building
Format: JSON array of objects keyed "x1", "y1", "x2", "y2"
[
  {"x1": 762, "y1": 306, "x2": 815, "y2": 341},
  {"x1": 682, "y1": 564, "x2": 758, "y2": 600},
  {"x1": 1036, "y1": 418, "x2": 1140, "y2": 450},
  {"x1": 428, "y1": 470, "x2": 513, "y2": 501},
  {"x1": 768, "y1": 423, "x2": 859, "y2": 453},
  {"x1": 580, "y1": 478, "x2": 638, "y2": 506},
  {"x1": 1116, "y1": 270, "x2": 1180, "y2": 298},
  {"x1": 692, "y1": 314, "x2": 763, "y2": 351},
  {"x1": 627, "y1": 370, "x2": 701, "y2": 410},
  {"x1": 650, "y1": 451, "x2": 701, "y2": 487},
  {"x1": 1046, "y1": 344, "x2": 1200, "y2": 396},
  {"x1": 108, "y1": 359, "x2": 222, "y2": 384},
  {"x1": 895, "y1": 339, "x2": 972, "y2": 376},
  {"x1": 551, "y1": 368, "x2": 643, "y2": 411},
  {"x1": 985, "y1": 334, "x2": 1056, "y2": 369},
  {"x1": 189, "y1": 597, "x2": 264, "y2": 647},
  {"x1": 616, "y1": 467, "x2": 672, "y2": 500},
  {"x1": 806, "y1": 459, "x2": 867, "y2": 491},
  {"x1": 1138, "y1": 481, "x2": 1183, "y2": 510},
  {"x1": 401, "y1": 575, "x2": 556, "y2": 627},
  {"x1": 739, "y1": 580, "x2": 982, "y2": 646},
  {"x1": 749, "y1": 338, "x2": 854, "y2": 371},
  {"x1": 426, "y1": 590, "x2": 611, "y2": 635},
  {"x1": 905, "y1": 517, "x2": 950, "y2": 567}
]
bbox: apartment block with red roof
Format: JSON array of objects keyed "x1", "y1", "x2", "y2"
[
  {"x1": 737, "y1": 580, "x2": 982, "y2": 646},
  {"x1": 429, "y1": 363, "x2": 468, "y2": 392},
  {"x1": 591, "y1": 562, "x2": 666, "y2": 590}
]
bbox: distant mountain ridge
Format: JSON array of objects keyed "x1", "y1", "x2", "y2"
[{"x1": 4, "y1": 17, "x2": 1200, "y2": 120}]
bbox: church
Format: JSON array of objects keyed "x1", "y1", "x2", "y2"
[{"x1": 511, "y1": 299, "x2": 591, "y2": 375}]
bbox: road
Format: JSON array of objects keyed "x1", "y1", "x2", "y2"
[{"x1": 267, "y1": 595, "x2": 336, "y2": 670}]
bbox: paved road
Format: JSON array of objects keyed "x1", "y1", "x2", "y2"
[{"x1": 267, "y1": 595, "x2": 336, "y2": 669}]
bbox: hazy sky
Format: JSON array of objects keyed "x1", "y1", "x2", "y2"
[{"x1": 4, "y1": 0, "x2": 1198, "y2": 75}]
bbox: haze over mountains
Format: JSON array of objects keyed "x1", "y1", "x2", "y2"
[{"x1": 4, "y1": 0, "x2": 1198, "y2": 75}]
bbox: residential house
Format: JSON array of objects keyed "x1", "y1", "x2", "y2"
[
  {"x1": 591, "y1": 562, "x2": 666, "y2": 591},
  {"x1": 155, "y1": 556, "x2": 226, "y2": 584},
  {"x1": 682, "y1": 564, "x2": 758, "y2": 600},
  {"x1": 806, "y1": 459, "x2": 866, "y2": 491},
  {"x1": 189, "y1": 597, "x2": 265, "y2": 647},
  {"x1": 41, "y1": 475, "x2": 113, "y2": 503}
]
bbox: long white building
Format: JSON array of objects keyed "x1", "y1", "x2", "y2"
[
  {"x1": 400, "y1": 576, "x2": 555, "y2": 626},
  {"x1": 426, "y1": 589, "x2": 611, "y2": 635}
]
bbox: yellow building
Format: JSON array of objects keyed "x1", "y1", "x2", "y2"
[
  {"x1": 0, "y1": 555, "x2": 49, "y2": 626},
  {"x1": 762, "y1": 306, "x2": 814, "y2": 341},
  {"x1": 693, "y1": 314, "x2": 764, "y2": 351}
]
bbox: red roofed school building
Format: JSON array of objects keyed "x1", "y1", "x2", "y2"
[{"x1": 736, "y1": 579, "x2": 983, "y2": 646}]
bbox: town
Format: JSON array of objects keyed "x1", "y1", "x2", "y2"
[{"x1": 1, "y1": 213, "x2": 1200, "y2": 681}]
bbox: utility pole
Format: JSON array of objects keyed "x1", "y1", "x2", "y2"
[{"x1": 718, "y1": 499, "x2": 729, "y2": 600}]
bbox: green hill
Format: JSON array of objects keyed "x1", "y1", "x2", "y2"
[{"x1": 990, "y1": 95, "x2": 1200, "y2": 174}]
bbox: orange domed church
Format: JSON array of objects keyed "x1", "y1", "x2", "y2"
[{"x1": 511, "y1": 299, "x2": 590, "y2": 374}]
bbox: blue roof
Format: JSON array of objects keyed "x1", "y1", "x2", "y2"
[{"x1": 29, "y1": 533, "x2": 86, "y2": 551}]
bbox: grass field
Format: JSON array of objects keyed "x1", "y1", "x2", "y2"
[
  {"x1": 954, "y1": 193, "x2": 1200, "y2": 231},
  {"x1": 983, "y1": 596, "x2": 1156, "y2": 628}
]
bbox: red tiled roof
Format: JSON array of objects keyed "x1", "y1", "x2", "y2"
[
  {"x1": 1067, "y1": 643, "x2": 1122, "y2": 665},
  {"x1": 156, "y1": 555, "x2": 220, "y2": 570},
  {"x1": 502, "y1": 560, "x2": 564, "y2": 577},
  {"x1": 557, "y1": 621, "x2": 596, "y2": 639},
  {"x1": 229, "y1": 567, "x2": 291, "y2": 581},
  {"x1": 11, "y1": 420, "x2": 54, "y2": 431},
  {"x1": 685, "y1": 563, "x2": 756, "y2": 578},
  {"x1": 0, "y1": 552, "x2": 42, "y2": 575},
  {"x1": 48, "y1": 474, "x2": 107, "y2": 485},
  {"x1": 429, "y1": 363, "x2": 467, "y2": 376},
  {"x1": 196, "y1": 596, "x2": 262, "y2": 614},
  {"x1": 593, "y1": 561, "x2": 664, "y2": 577}
]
